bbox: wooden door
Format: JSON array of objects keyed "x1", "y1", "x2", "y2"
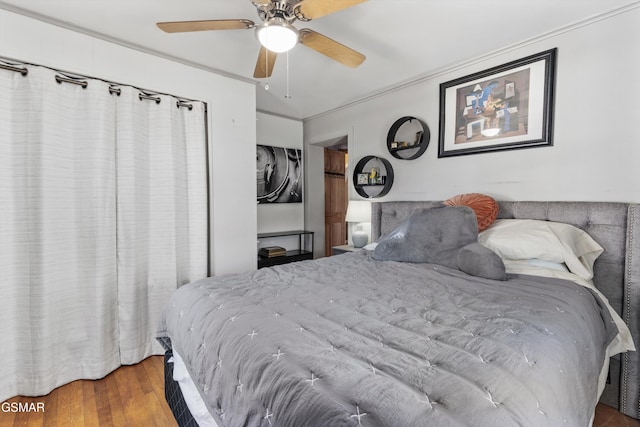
[{"x1": 324, "y1": 148, "x2": 347, "y2": 257}]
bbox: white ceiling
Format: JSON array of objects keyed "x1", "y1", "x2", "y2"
[{"x1": 0, "y1": 0, "x2": 636, "y2": 119}]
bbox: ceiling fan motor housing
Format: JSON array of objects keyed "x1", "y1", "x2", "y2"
[{"x1": 256, "y1": 1, "x2": 299, "y2": 23}]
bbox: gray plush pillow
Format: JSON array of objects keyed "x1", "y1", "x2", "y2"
[
  {"x1": 457, "y1": 243, "x2": 507, "y2": 281},
  {"x1": 372, "y1": 206, "x2": 478, "y2": 269}
]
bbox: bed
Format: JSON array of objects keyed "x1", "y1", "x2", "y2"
[{"x1": 158, "y1": 200, "x2": 639, "y2": 426}]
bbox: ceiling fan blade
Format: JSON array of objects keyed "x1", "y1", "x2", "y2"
[
  {"x1": 157, "y1": 19, "x2": 254, "y2": 33},
  {"x1": 254, "y1": 47, "x2": 278, "y2": 78},
  {"x1": 296, "y1": 0, "x2": 367, "y2": 20},
  {"x1": 299, "y1": 29, "x2": 365, "y2": 68}
]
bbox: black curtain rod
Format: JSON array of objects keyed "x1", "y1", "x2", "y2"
[
  {"x1": 54, "y1": 76, "x2": 196, "y2": 109},
  {"x1": 1, "y1": 56, "x2": 202, "y2": 110}
]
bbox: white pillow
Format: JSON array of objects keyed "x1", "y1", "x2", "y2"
[
  {"x1": 504, "y1": 258, "x2": 570, "y2": 272},
  {"x1": 526, "y1": 258, "x2": 570, "y2": 272},
  {"x1": 478, "y1": 219, "x2": 603, "y2": 280}
]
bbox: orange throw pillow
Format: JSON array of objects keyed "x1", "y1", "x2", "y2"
[{"x1": 444, "y1": 193, "x2": 499, "y2": 231}]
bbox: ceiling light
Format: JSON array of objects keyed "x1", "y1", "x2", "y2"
[{"x1": 255, "y1": 18, "x2": 299, "y2": 53}]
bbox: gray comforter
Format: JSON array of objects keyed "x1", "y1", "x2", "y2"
[{"x1": 157, "y1": 251, "x2": 618, "y2": 427}]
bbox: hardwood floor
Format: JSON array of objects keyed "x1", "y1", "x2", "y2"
[
  {"x1": 0, "y1": 356, "x2": 176, "y2": 427},
  {"x1": 594, "y1": 403, "x2": 640, "y2": 427},
  {"x1": 1, "y1": 356, "x2": 638, "y2": 426}
]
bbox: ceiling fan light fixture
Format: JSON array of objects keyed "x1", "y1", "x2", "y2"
[{"x1": 255, "y1": 18, "x2": 299, "y2": 53}]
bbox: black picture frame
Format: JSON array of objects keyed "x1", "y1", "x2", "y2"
[{"x1": 438, "y1": 48, "x2": 556, "y2": 158}]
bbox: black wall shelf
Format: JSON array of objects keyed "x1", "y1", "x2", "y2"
[
  {"x1": 352, "y1": 156, "x2": 394, "y2": 198},
  {"x1": 387, "y1": 116, "x2": 430, "y2": 160}
]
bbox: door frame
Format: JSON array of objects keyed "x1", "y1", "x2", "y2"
[{"x1": 304, "y1": 127, "x2": 354, "y2": 259}]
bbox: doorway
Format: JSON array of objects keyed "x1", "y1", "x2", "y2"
[{"x1": 324, "y1": 146, "x2": 348, "y2": 257}]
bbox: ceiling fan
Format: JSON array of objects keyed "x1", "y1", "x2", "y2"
[{"x1": 156, "y1": 0, "x2": 367, "y2": 79}]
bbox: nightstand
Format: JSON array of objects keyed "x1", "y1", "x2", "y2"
[{"x1": 331, "y1": 245, "x2": 363, "y2": 255}]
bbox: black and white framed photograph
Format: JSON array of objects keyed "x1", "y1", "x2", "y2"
[
  {"x1": 438, "y1": 48, "x2": 556, "y2": 157},
  {"x1": 256, "y1": 144, "x2": 302, "y2": 203}
]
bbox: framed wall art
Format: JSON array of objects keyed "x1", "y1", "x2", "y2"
[
  {"x1": 256, "y1": 144, "x2": 302, "y2": 203},
  {"x1": 438, "y1": 48, "x2": 556, "y2": 157}
]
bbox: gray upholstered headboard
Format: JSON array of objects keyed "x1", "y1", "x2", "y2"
[{"x1": 371, "y1": 201, "x2": 639, "y2": 419}]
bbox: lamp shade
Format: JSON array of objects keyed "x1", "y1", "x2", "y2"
[{"x1": 345, "y1": 200, "x2": 371, "y2": 223}]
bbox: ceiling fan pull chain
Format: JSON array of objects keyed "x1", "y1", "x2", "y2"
[
  {"x1": 285, "y1": 51, "x2": 292, "y2": 99},
  {"x1": 265, "y1": 43, "x2": 270, "y2": 90}
]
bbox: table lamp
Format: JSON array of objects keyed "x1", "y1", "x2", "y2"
[{"x1": 345, "y1": 200, "x2": 371, "y2": 248}]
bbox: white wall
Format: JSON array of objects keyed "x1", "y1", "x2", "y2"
[
  {"x1": 304, "y1": 6, "x2": 640, "y2": 244},
  {"x1": 0, "y1": 9, "x2": 257, "y2": 275},
  {"x1": 256, "y1": 112, "x2": 305, "y2": 251}
]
